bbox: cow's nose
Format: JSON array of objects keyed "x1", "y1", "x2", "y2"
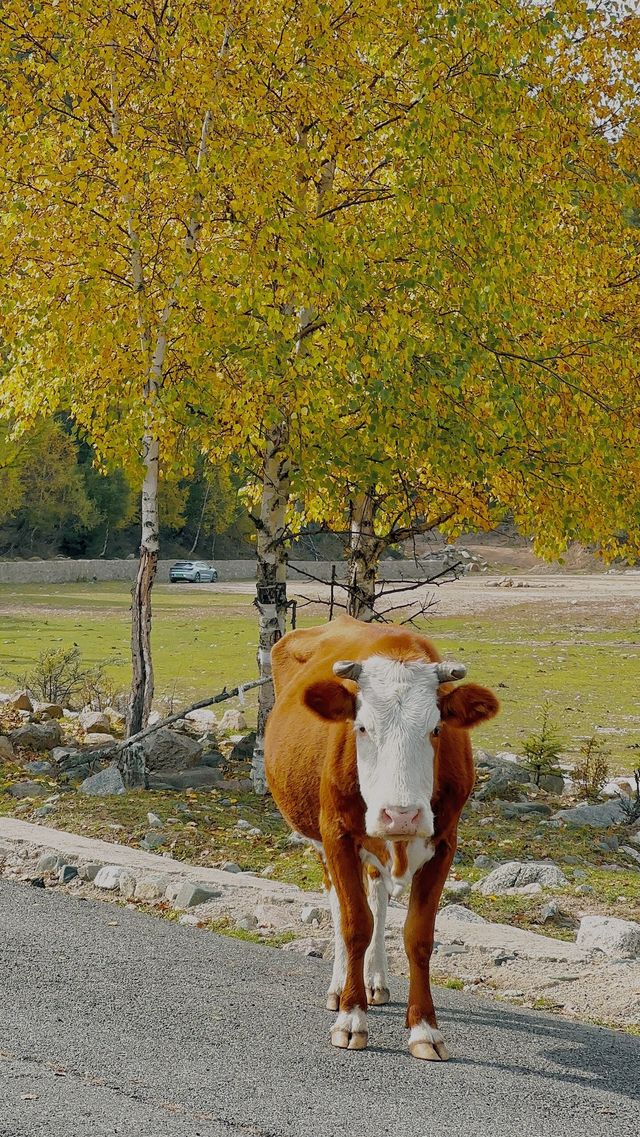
[{"x1": 379, "y1": 806, "x2": 422, "y2": 836}]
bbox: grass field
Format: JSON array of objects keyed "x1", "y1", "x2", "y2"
[{"x1": 0, "y1": 581, "x2": 639, "y2": 770}]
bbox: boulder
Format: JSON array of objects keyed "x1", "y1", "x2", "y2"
[
  {"x1": 552, "y1": 799, "x2": 628, "y2": 828},
  {"x1": 9, "y1": 691, "x2": 33, "y2": 712},
  {"x1": 229, "y1": 732, "x2": 256, "y2": 763},
  {"x1": 537, "y1": 773, "x2": 565, "y2": 795},
  {"x1": 148, "y1": 766, "x2": 221, "y2": 790},
  {"x1": 474, "y1": 767, "x2": 531, "y2": 801},
  {"x1": 9, "y1": 720, "x2": 63, "y2": 751},
  {"x1": 8, "y1": 780, "x2": 48, "y2": 798},
  {"x1": 0, "y1": 736, "x2": 14, "y2": 760},
  {"x1": 134, "y1": 875, "x2": 170, "y2": 901},
  {"x1": 576, "y1": 915, "x2": 640, "y2": 959},
  {"x1": 79, "y1": 710, "x2": 111, "y2": 734},
  {"x1": 475, "y1": 861, "x2": 568, "y2": 895},
  {"x1": 443, "y1": 879, "x2": 471, "y2": 898},
  {"x1": 33, "y1": 702, "x2": 65, "y2": 720},
  {"x1": 80, "y1": 734, "x2": 117, "y2": 750},
  {"x1": 219, "y1": 708, "x2": 247, "y2": 733},
  {"x1": 173, "y1": 882, "x2": 222, "y2": 909},
  {"x1": 142, "y1": 727, "x2": 203, "y2": 771},
  {"x1": 79, "y1": 765, "x2": 125, "y2": 796},
  {"x1": 497, "y1": 801, "x2": 553, "y2": 819},
  {"x1": 94, "y1": 865, "x2": 128, "y2": 890},
  {"x1": 438, "y1": 904, "x2": 487, "y2": 924},
  {"x1": 24, "y1": 760, "x2": 53, "y2": 775},
  {"x1": 184, "y1": 708, "x2": 219, "y2": 733}
]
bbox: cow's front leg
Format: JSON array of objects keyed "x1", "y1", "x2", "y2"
[
  {"x1": 364, "y1": 871, "x2": 390, "y2": 1005},
  {"x1": 404, "y1": 838, "x2": 455, "y2": 1061},
  {"x1": 324, "y1": 833, "x2": 373, "y2": 1050}
]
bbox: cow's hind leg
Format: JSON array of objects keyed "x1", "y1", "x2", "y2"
[
  {"x1": 324, "y1": 833, "x2": 373, "y2": 1050},
  {"x1": 404, "y1": 840, "x2": 455, "y2": 1061},
  {"x1": 364, "y1": 871, "x2": 390, "y2": 1006}
]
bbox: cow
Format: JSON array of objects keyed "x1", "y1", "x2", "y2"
[{"x1": 264, "y1": 614, "x2": 499, "y2": 1060}]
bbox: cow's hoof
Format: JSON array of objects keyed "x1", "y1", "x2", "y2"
[
  {"x1": 367, "y1": 986, "x2": 390, "y2": 1006},
  {"x1": 326, "y1": 992, "x2": 340, "y2": 1011},
  {"x1": 408, "y1": 1023, "x2": 450, "y2": 1061},
  {"x1": 330, "y1": 1008, "x2": 368, "y2": 1051}
]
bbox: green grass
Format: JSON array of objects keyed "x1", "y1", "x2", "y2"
[{"x1": 1, "y1": 582, "x2": 639, "y2": 768}]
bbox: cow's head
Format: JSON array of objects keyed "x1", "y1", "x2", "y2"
[{"x1": 304, "y1": 655, "x2": 498, "y2": 840}]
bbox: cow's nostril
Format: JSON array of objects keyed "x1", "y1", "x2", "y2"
[{"x1": 380, "y1": 806, "x2": 423, "y2": 832}]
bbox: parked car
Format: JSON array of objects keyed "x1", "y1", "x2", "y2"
[{"x1": 169, "y1": 560, "x2": 218, "y2": 584}]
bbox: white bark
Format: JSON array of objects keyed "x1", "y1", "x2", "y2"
[{"x1": 348, "y1": 492, "x2": 381, "y2": 621}]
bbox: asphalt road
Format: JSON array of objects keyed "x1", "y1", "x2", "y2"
[{"x1": 1, "y1": 880, "x2": 638, "y2": 1137}]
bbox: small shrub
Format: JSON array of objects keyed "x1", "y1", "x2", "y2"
[
  {"x1": 522, "y1": 702, "x2": 565, "y2": 785},
  {"x1": 7, "y1": 646, "x2": 119, "y2": 710},
  {"x1": 573, "y1": 735, "x2": 610, "y2": 801}
]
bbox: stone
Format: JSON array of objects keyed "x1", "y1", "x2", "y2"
[
  {"x1": 474, "y1": 767, "x2": 531, "y2": 801},
  {"x1": 78, "y1": 862, "x2": 101, "y2": 881},
  {"x1": 36, "y1": 853, "x2": 61, "y2": 873},
  {"x1": 9, "y1": 691, "x2": 33, "y2": 712},
  {"x1": 80, "y1": 734, "x2": 117, "y2": 749},
  {"x1": 9, "y1": 720, "x2": 63, "y2": 751},
  {"x1": 281, "y1": 938, "x2": 328, "y2": 958},
  {"x1": 621, "y1": 845, "x2": 640, "y2": 866},
  {"x1": 300, "y1": 905, "x2": 322, "y2": 925},
  {"x1": 229, "y1": 731, "x2": 256, "y2": 763},
  {"x1": 443, "y1": 879, "x2": 471, "y2": 897},
  {"x1": 246, "y1": 827, "x2": 262, "y2": 837},
  {"x1": 438, "y1": 905, "x2": 488, "y2": 924},
  {"x1": 236, "y1": 913, "x2": 258, "y2": 931},
  {"x1": 94, "y1": 865, "x2": 127, "y2": 890},
  {"x1": 201, "y1": 748, "x2": 224, "y2": 768},
  {"x1": 497, "y1": 801, "x2": 552, "y2": 819},
  {"x1": 139, "y1": 831, "x2": 165, "y2": 851},
  {"x1": 221, "y1": 861, "x2": 242, "y2": 873},
  {"x1": 147, "y1": 812, "x2": 163, "y2": 828},
  {"x1": 58, "y1": 865, "x2": 79, "y2": 885},
  {"x1": 104, "y1": 706, "x2": 126, "y2": 733},
  {"x1": 576, "y1": 915, "x2": 640, "y2": 959},
  {"x1": 9, "y1": 780, "x2": 48, "y2": 798},
  {"x1": 575, "y1": 884, "x2": 594, "y2": 895},
  {"x1": 34, "y1": 703, "x2": 64, "y2": 719},
  {"x1": 475, "y1": 861, "x2": 568, "y2": 895},
  {"x1": 438, "y1": 944, "x2": 468, "y2": 956},
  {"x1": 79, "y1": 710, "x2": 111, "y2": 734},
  {"x1": 552, "y1": 799, "x2": 628, "y2": 828},
  {"x1": 184, "y1": 708, "x2": 219, "y2": 732},
  {"x1": 34, "y1": 804, "x2": 55, "y2": 818},
  {"x1": 118, "y1": 873, "x2": 137, "y2": 899},
  {"x1": 142, "y1": 728, "x2": 203, "y2": 771},
  {"x1": 219, "y1": 708, "x2": 247, "y2": 733},
  {"x1": 493, "y1": 951, "x2": 517, "y2": 966},
  {"x1": 173, "y1": 882, "x2": 222, "y2": 909},
  {"x1": 134, "y1": 875, "x2": 170, "y2": 900},
  {"x1": 148, "y1": 766, "x2": 221, "y2": 790},
  {"x1": 0, "y1": 735, "x2": 14, "y2": 759},
  {"x1": 24, "y1": 759, "x2": 52, "y2": 775},
  {"x1": 79, "y1": 765, "x2": 125, "y2": 796},
  {"x1": 235, "y1": 819, "x2": 251, "y2": 830},
  {"x1": 473, "y1": 855, "x2": 496, "y2": 870},
  {"x1": 537, "y1": 773, "x2": 565, "y2": 795}
]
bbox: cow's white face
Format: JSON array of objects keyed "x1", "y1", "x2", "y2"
[{"x1": 350, "y1": 656, "x2": 443, "y2": 839}]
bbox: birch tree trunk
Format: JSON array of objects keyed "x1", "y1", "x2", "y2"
[
  {"x1": 347, "y1": 491, "x2": 382, "y2": 621},
  {"x1": 127, "y1": 431, "x2": 159, "y2": 743},
  {"x1": 252, "y1": 422, "x2": 290, "y2": 794}
]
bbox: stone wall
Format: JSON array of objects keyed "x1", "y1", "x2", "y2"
[{"x1": 0, "y1": 555, "x2": 465, "y2": 586}]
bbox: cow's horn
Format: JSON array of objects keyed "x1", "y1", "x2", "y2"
[
  {"x1": 333, "y1": 660, "x2": 362, "y2": 682},
  {"x1": 436, "y1": 662, "x2": 467, "y2": 682}
]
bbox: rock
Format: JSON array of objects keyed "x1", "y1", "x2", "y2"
[
  {"x1": 497, "y1": 801, "x2": 552, "y2": 819},
  {"x1": 79, "y1": 765, "x2": 125, "y2": 796},
  {"x1": 235, "y1": 819, "x2": 252, "y2": 830},
  {"x1": 34, "y1": 703, "x2": 64, "y2": 720},
  {"x1": 94, "y1": 865, "x2": 127, "y2": 890},
  {"x1": 0, "y1": 736, "x2": 14, "y2": 759},
  {"x1": 139, "y1": 832, "x2": 165, "y2": 851},
  {"x1": 201, "y1": 748, "x2": 224, "y2": 768},
  {"x1": 475, "y1": 767, "x2": 531, "y2": 801},
  {"x1": 281, "y1": 938, "x2": 328, "y2": 958},
  {"x1": 219, "y1": 709, "x2": 247, "y2": 733},
  {"x1": 118, "y1": 873, "x2": 137, "y2": 899},
  {"x1": 575, "y1": 884, "x2": 594, "y2": 895},
  {"x1": 9, "y1": 780, "x2": 48, "y2": 798},
  {"x1": 229, "y1": 731, "x2": 256, "y2": 763},
  {"x1": 621, "y1": 845, "x2": 640, "y2": 866},
  {"x1": 58, "y1": 865, "x2": 79, "y2": 885},
  {"x1": 24, "y1": 759, "x2": 53, "y2": 775},
  {"x1": 576, "y1": 915, "x2": 640, "y2": 959},
  {"x1": 80, "y1": 734, "x2": 117, "y2": 750},
  {"x1": 443, "y1": 879, "x2": 471, "y2": 897},
  {"x1": 300, "y1": 905, "x2": 322, "y2": 925},
  {"x1": 475, "y1": 861, "x2": 568, "y2": 895},
  {"x1": 473, "y1": 855, "x2": 496, "y2": 870},
  {"x1": 9, "y1": 720, "x2": 63, "y2": 751},
  {"x1": 134, "y1": 875, "x2": 170, "y2": 900},
  {"x1": 9, "y1": 691, "x2": 33, "y2": 712},
  {"x1": 33, "y1": 804, "x2": 55, "y2": 818},
  {"x1": 184, "y1": 708, "x2": 219, "y2": 733},
  {"x1": 246, "y1": 827, "x2": 262, "y2": 837},
  {"x1": 104, "y1": 706, "x2": 126, "y2": 733},
  {"x1": 142, "y1": 728, "x2": 203, "y2": 771},
  {"x1": 173, "y1": 881, "x2": 222, "y2": 909},
  {"x1": 438, "y1": 944, "x2": 468, "y2": 957},
  {"x1": 148, "y1": 766, "x2": 221, "y2": 790},
  {"x1": 493, "y1": 951, "x2": 517, "y2": 966},
  {"x1": 78, "y1": 862, "x2": 101, "y2": 882},
  {"x1": 221, "y1": 861, "x2": 242, "y2": 873},
  {"x1": 79, "y1": 710, "x2": 111, "y2": 734},
  {"x1": 286, "y1": 832, "x2": 307, "y2": 847},
  {"x1": 236, "y1": 913, "x2": 258, "y2": 931},
  {"x1": 36, "y1": 853, "x2": 61, "y2": 873},
  {"x1": 537, "y1": 773, "x2": 565, "y2": 794},
  {"x1": 147, "y1": 812, "x2": 163, "y2": 828},
  {"x1": 438, "y1": 905, "x2": 488, "y2": 924},
  {"x1": 552, "y1": 799, "x2": 628, "y2": 828}
]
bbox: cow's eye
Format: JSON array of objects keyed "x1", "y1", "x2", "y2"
[
  {"x1": 432, "y1": 725, "x2": 441, "y2": 737},
  {"x1": 358, "y1": 725, "x2": 367, "y2": 735}
]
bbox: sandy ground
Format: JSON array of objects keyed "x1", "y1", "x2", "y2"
[{"x1": 213, "y1": 571, "x2": 640, "y2": 620}]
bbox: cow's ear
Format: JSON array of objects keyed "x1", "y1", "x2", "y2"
[
  {"x1": 304, "y1": 680, "x2": 357, "y2": 722},
  {"x1": 439, "y1": 683, "x2": 499, "y2": 730}
]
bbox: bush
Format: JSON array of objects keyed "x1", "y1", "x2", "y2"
[
  {"x1": 8, "y1": 645, "x2": 119, "y2": 709},
  {"x1": 522, "y1": 702, "x2": 565, "y2": 785},
  {"x1": 573, "y1": 735, "x2": 610, "y2": 800}
]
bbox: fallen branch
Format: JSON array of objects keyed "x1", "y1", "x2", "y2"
[{"x1": 118, "y1": 677, "x2": 269, "y2": 752}]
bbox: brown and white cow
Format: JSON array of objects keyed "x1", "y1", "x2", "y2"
[{"x1": 264, "y1": 615, "x2": 499, "y2": 1060}]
